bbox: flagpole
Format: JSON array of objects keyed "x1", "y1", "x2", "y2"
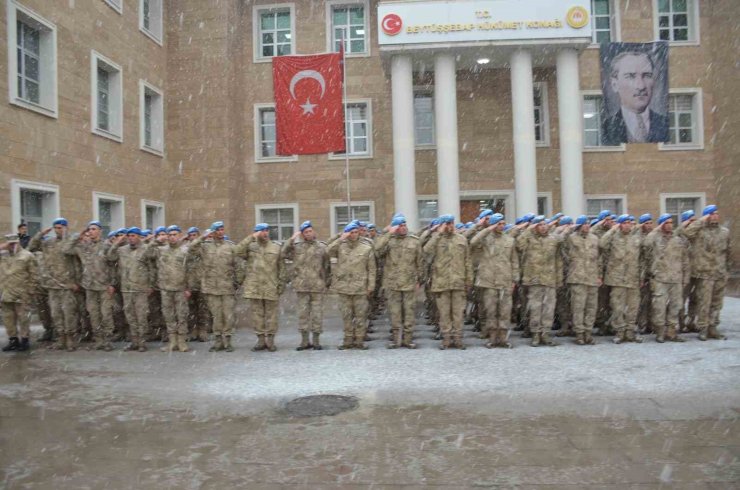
[{"x1": 340, "y1": 28, "x2": 352, "y2": 225}]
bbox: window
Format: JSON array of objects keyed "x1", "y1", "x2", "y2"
[
  {"x1": 537, "y1": 193, "x2": 552, "y2": 217},
  {"x1": 91, "y1": 51, "x2": 123, "y2": 141},
  {"x1": 254, "y1": 104, "x2": 296, "y2": 162},
  {"x1": 533, "y1": 82, "x2": 549, "y2": 146},
  {"x1": 11, "y1": 180, "x2": 60, "y2": 237},
  {"x1": 139, "y1": 0, "x2": 163, "y2": 44},
  {"x1": 256, "y1": 204, "x2": 298, "y2": 241},
  {"x1": 414, "y1": 91, "x2": 435, "y2": 147},
  {"x1": 661, "y1": 90, "x2": 703, "y2": 150},
  {"x1": 661, "y1": 194, "x2": 704, "y2": 224},
  {"x1": 591, "y1": 0, "x2": 619, "y2": 44},
  {"x1": 331, "y1": 100, "x2": 372, "y2": 158},
  {"x1": 655, "y1": 0, "x2": 699, "y2": 43},
  {"x1": 328, "y1": 1, "x2": 369, "y2": 55},
  {"x1": 417, "y1": 199, "x2": 438, "y2": 228},
  {"x1": 7, "y1": 1, "x2": 58, "y2": 117},
  {"x1": 254, "y1": 4, "x2": 294, "y2": 61},
  {"x1": 141, "y1": 200, "x2": 165, "y2": 230},
  {"x1": 582, "y1": 93, "x2": 623, "y2": 150},
  {"x1": 104, "y1": 0, "x2": 122, "y2": 14},
  {"x1": 139, "y1": 80, "x2": 164, "y2": 155},
  {"x1": 585, "y1": 195, "x2": 626, "y2": 219},
  {"x1": 93, "y1": 192, "x2": 125, "y2": 237},
  {"x1": 460, "y1": 191, "x2": 515, "y2": 223},
  {"x1": 331, "y1": 202, "x2": 374, "y2": 234}
]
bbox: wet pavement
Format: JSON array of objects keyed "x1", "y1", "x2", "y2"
[{"x1": 1, "y1": 292, "x2": 739, "y2": 488}]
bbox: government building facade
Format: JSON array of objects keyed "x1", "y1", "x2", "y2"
[{"x1": 0, "y1": 0, "x2": 737, "y2": 263}]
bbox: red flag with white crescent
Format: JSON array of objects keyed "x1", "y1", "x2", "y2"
[{"x1": 273, "y1": 52, "x2": 345, "y2": 155}]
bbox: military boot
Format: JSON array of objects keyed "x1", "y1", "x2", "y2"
[
  {"x1": 698, "y1": 328, "x2": 708, "y2": 341},
  {"x1": 338, "y1": 336, "x2": 353, "y2": 350},
  {"x1": 250, "y1": 335, "x2": 265, "y2": 352},
  {"x1": 439, "y1": 336, "x2": 451, "y2": 350},
  {"x1": 48, "y1": 333, "x2": 66, "y2": 351},
  {"x1": 667, "y1": 326, "x2": 685, "y2": 342},
  {"x1": 612, "y1": 331, "x2": 624, "y2": 344},
  {"x1": 707, "y1": 326, "x2": 726, "y2": 340},
  {"x1": 177, "y1": 334, "x2": 190, "y2": 352},
  {"x1": 211, "y1": 336, "x2": 226, "y2": 352},
  {"x1": 454, "y1": 336, "x2": 466, "y2": 350},
  {"x1": 498, "y1": 329, "x2": 513, "y2": 349},
  {"x1": 16, "y1": 337, "x2": 29, "y2": 352},
  {"x1": 123, "y1": 336, "x2": 139, "y2": 351},
  {"x1": 65, "y1": 334, "x2": 78, "y2": 352},
  {"x1": 584, "y1": 331, "x2": 596, "y2": 345},
  {"x1": 530, "y1": 332, "x2": 541, "y2": 347},
  {"x1": 161, "y1": 333, "x2": 178, "y2": 352},
  {"x1": 575, "y1": 332, "x2": 585, "y2": 345},
  {"x1": 39, "y1": 329, "x2": 54, "y2": 342},
  {"x1": 387, "y1": 329, "x2": 401, "y2": 349},
  {"x1": 312, "y1": 332, "x2": 322, "y2": 350},
  {"x1": 296, "y1": 331, "x2": 311, "y2": 351},
  {"x1": 265, "y1": 335, "x2": 277, "y2": 352},
  {"x1": 198, "y1": 330, "x2": 209, "y2": 342},
  {"x1": 401, "y1": 337, "x2": 417, "y2": 349},
  {"x1": 484, "y1": 330, "x2": 497, "y2": 349},
  {"x1": 2, "y1": 337, "x2": 20, "y2": 352},
  {"x1": 655, "y1": 325, "x2": 666, "y2": 343},
  {"x1": 137, "y1": 339, "x2": 148, "y2": 352},
  {"x1": 541, "y1": 332, "x2": 557, "y2": 346},
  {"x1": 223, "y1": 336, "x2": 234, "y2": 352},
  {"x1": 521, "y1": 327, "x2": 533, "y2": 339},
  {"x1": 625, "y1": 329, "x2": 643, "y2": 343},
  {"x1": 354, "y1": 335, "x2": 368, "y2": 350}
]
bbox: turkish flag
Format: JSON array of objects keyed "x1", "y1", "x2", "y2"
[{"x1": 273, "y1": 52, "x2": 345, "y2": 155}]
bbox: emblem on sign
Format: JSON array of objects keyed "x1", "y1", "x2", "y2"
[
  {"x1": 565, "y1": 6, "x2": 589, "y2": 29},
  {"x1": 381, "y1": 13, "x2": 403, "y2": 36}
]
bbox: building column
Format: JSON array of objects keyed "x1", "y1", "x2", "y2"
[
  {"x1": 556, "y1": 48, "x2": 584, "y2": 217},
  {"x1": 390, "y1": 55, "x2": 418, "y2": 230},
  {"x1": 510, "y1": 49, "x2": 538, "y2": 216},
  {"x1": 434, "y1": 53, "x2": 460, "y2": 220}
]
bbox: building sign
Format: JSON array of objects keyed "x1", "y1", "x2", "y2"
[{"x1": 378, "y1": 0, "x2": 591, "y2": 45}]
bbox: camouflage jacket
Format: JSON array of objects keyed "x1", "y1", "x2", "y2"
[
  {"x1": 517, "y1": 229, "x2": 565, "y2": 288},
  {"x1": 564, "y1": 230, "x2": 602, "y2": 286},
  {"x1": 107, "y1": 242, "x2": 155, "y2": 293},
  {"x1": 599, "y1": 227, "x2": 643, "y2": 289},
  {"x1": 64, "y1": 238, "x2": 113, "y2": 291},
  {"x1": 470, "y1": 227, "x2": 519, "y2": 289},
  {"x1": 187, "y1": 237, "x2": 238, "y2": 296},
  {"x1": 281, "y1": 237, "x2": 330, "y2": 293},
  {"x1": 328, "y1": 238, "x2": 376, "y2": 295},
  {"x1": 643, "y1": 229, "x2": 689, "y2": 285},
  {"x1": 423, "y1": 232, "x2": 472, "y2": 292},
  {"x1": 682, "y1": 221, "x2": 732, "y2": 280},
  {"x1": 0, "y1": 248, "x2": 39, "y2": 303},
  {"x1": 234, "y1": 236, "x2": 286, "y2": 301},
  {"x1": 374, "y1": 233, "x2": 423, "y2": 292},
  {"x1": 146, "y1": 241, "x2": 189, "y2": 292},
  {"x1": 29, "y1": 233, "x2": 77, "y2": 290}
]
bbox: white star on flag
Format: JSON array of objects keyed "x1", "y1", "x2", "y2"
[{"x1": 300, "y1": 98, "x2": 317, "y2": 115}]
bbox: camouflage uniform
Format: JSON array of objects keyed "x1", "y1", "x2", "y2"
[
  {"x1": 184, "y1": 241, "x2": 211, "y2": 341},
  {"x1": 374, "y1": 232, "x2": 423, "y2": 347},
  {"x1": 599, "y1": 227, "x2": 643, "y2": 342},
  {"x1": 509, "y1": 226, "x2": 529, "y2": 332},
  {"x1": 564, "y1": 230, "x2": 601, "y2": 343},
  {"x1": 419, "y1": 228, "x2": 439, "y2": 330},
  {"x1": 637, "y1": 225, "x2": 655, "y2": 333},
  {"x1": 423, "y1": 231, "x2": 472, "y2": 348},
  {"x1": 147, "y1": 241, "x2": 190, "y2": 351},
  {"x1": 682, "y1": 220, "x2": 731, "y2": 339},
  {"x1": 281, "y1": 236, "x2": 330, "y2": 349},
  {"x1": 643, "y1": 228, "x2": 689, "y2": 342},
  {"x1": 470, "y1": 227, "x2": 519, "y2": 348},
  {"x1": 328, "y1": 237, "x2": 376, "y2": 349},
  {"x1": 187, "y1": 236, "x2": 238, "y2": 351},
  {"x1": 463, "y1": 225, "x2": 487, "y2": 334},
  {"x1": 31, "y1": 251, "x2": 54, "y2": 341},
  {"x1": 29, "y1": 233, "x2": 80, "y2": 350},
  {"x1": 0, "y1": 247, "x2": 38, "y2": 344},
  {"x1": 591, "y1": 221, "x2": 613, "y2": 334},
  {"x1": 234, "y1": 236, "x2": 286, "y2": 351}
]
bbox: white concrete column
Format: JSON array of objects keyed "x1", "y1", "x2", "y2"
[
  {"x1": 390, "y1": 55, "x2": 418, "y2": 230},
  {"x1": 434, "y1": 53, "x2": 460, "y2": 220},
  {"x1": 556, "y1": 48, "x2": 585, "y2": 217},
  {"x1": 510, "y1": 49, "x2": 538, "y2": 216}
]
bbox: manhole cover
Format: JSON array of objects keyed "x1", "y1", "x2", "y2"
[{"x1": 284, "y1": 395, "x2": 359, "y2": 417}]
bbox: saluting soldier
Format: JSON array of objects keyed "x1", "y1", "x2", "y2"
[{"x1": 0, "y1": 234, "x2": 39, "y2": 352}]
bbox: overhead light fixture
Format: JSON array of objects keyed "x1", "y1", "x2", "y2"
[{"x1": 477, "y1": 58, "x2": 490, "y2": 64}]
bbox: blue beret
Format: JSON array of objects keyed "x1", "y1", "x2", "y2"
[
  {"x1": 478, "y1": 209, "x2": 494, "y2": 219},
  {"x1": 702, "y1": 204, "x2": 717, "y2": 216},
  {"x1": 254, "y1": 223, "x2": 270, "y2": 232},
  {"x1": 455, "y1": 223, "x2": 464, "y2": 230},
  {"x1": 575, "y1": 215, "x2": 588, "y2": 226},
  {"x1": 523, "y1": 213, "x2": 536, "y2": 222},
  {"x1": 154, "y1": 226, "x2": 167, "y2": 235},
  {"x1": 115, "y1": 227, "x2": 128, "y2": 235},
  {"x1": 639, "y1": 213, "x2": 653, "y2": 224},
  {"x1": 106, "y1": 231, "x2": 116, "y2": 239},
  {"x1": 166, "y1": 225, "x2": 181, "y2": 233},
  {"x1": 628, "y1": 215, "x2": 636, "y2": 222},
  {"x1": 465, "y1": 222, "x2": 474, "y2": 229},
  {"x1": 657, "y1": 213, "x2": 672, "y2": 225},
  {"x1": 126, "y1": 227, "x2": 144, "y2": 236},
  {"x1": 430, "y1": 218, "x2": 440, "y2": 227},
  {"x1": 367, "y1": 223, "x2": 376, "y2": 230},
  {"x1": 392, "y1": 212, "x2": 405, "y2": 219},
  {"x1": 616, "y1": 214, "x2": 630, "y2": 224},
  {"x1": 489, "y1": 214, "x2": 504, "y2": 225},
  {"x1": 681, "y1": 210, "x2": 695, "y2": 222},
  {"x1": 299, "y1": 221, "x2": 312, "y2": 232},
  {"x1": 590, "y1": 219, "x2": 599, "y2": 226},
  {"x1": 223, "y1": 235, "x2": 230, "y2": 241},
  {"x1": 391, "y1": 215, "x2": 406, "y2": 226},
  {"x1": 358, "y1": 221, "x2": 367, "y2": 227},
  {"x1": 142, "y1": 229, "x2": 152, "y2": 236},
  {"x1": 187, "y1": 226, "x2": 199, "y2": 234},
  {"x1": 610, "y1": 214, "x2": 617, "y2": 220},
  {"x1": 438, "y1": 214, "x2": 455, "y2": 224},
  {"x1": 88, "y1": 220, "x2": 103, "y2": 229},
  {"x1": 597, "y1": 210, "x2": 611, "y2": 221},
  {"x1": 211, "y1": 221, "x2": 225, "y2": 230},
  {"x1": 531, "y1": 215, "x2": 546, "y2": 224},
  {"x1": 52, "y1": 217, "x2": 68, "y2": 226},
  {"x1": 503, "y1": 224, "x2": 514, "y2": 233},
  {"x1": 515, "y1": 217, "x2": 524, "y2": 225},
  {"x1": 344, "y1": 222, "x2": 359, "y2": 233},
  {"x1": 550, "y1": 212, "x2": 564, "y2": 221},
  {"x1": 559, "y1": 216, "x2": 573, "y2": 225}
]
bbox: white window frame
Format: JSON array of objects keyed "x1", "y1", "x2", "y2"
[
  {"x1": 659, "y1": 192, "x2": 706, "y2": 221},
  {"x1": 253, "y1": 3, "x2": 296, "y2": 63},
  {"x1": 255, "y1": 203, "x2": 299, "y2": 241},
  {"x1": 459, "y1": 190, "x2": 516, "y2": 223},
  {"x1": 537, "y1": 192, "x2": 553, "y2": 217},
  {"x1": 141, "y1": 199, "x2": 165, "y2": 229},
  {"x1": 533, "y1": 81, "x2": 550, "y2": 147},
  {"x1": 584, "y1": 194, "x2": 628, "y2": 219},
  {"x1": 10, "y1": 179, "x2": 60, "y2": 233},
  {"x1": 413, "y1": 88, "x2": 435, "y2": 148},
  {"x1": 588, "y1": 0, "x2": 621, "y2": 47},
  {"x1": 139, "y1": 0, "x2": 163, "y2": 46},
  {"x1": 91, "y1": 50, "x2": 123, "y2": 142},
  {"x1": 330, "y1": 201, "x2": 375, "y2": 235},
  {"x1": 325, "y1": 0, "x2": 370, "y2": 58},
  {"x1": 659, "y1": 88, "x2": 704, "y2": 151},
  {"x1": 253, "y1": 103, "x2": 297, "y2": 163},
  {"x1": 92, "y1": 191, "x2": 126, "y2": 232},
  {"x1": 653, "y1": 0, "x2": 700, "y2": 46},
  {"x1": 104, "y1": 0, "x2": 123, "y2": 14},
  {"x1": 581, "y1": 89, "x2": 626, "y2": 152},
  {"x1": 139, "y1": 79, "x2": 165, "y2": 156},
  {"x1": 329, "y1": 98, "x2": 373, "y2": 160},
  {"x1": 6, "y1": 0, "x2": 58, "y2": 118},
  {"x1": 417, "y1": 195, "x2": 439, "y2": 229}
]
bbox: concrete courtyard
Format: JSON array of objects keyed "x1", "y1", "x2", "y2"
[{"x1": 1, "y1": 290, "x2": 739, "y2": 488}]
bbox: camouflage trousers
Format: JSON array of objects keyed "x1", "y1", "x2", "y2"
[
  {"x1": 387, "y1": 289, "x2": 416, "y2": 339},
  {"x1": 527, "y1": 285, "x2": 556, "y2": 334},
  {"x1": 338, "y1": 293, "x2": 368, "y2": 343},
  {"x1": 650, "y1": 281, "x2": 682, "y2": 336},
  {"x1": 122, "y1": 292, "x2": 150, "y2": 341},
  {"x1": 187, "y1": 290, "x2": 212, "y2": 336},
  {"x1": 249, "y1": 298, "x2": 278, "y2": 336},
  {"x1": 637, "y1": 283, "x2": 653, "y2": 333},
  {"x1": 205, "y1": 294, "x2": 235, "y2": 338},
  {"x1": 161, "y1": 290, "x2": 189, "y2": 336},
  {"x1": 112, "y1": 290, "x2": 128, "y2": 338},
  {"x1": 435, "y1": 290, "x2": 466, "y2": 340},
  {"x1": 569, "y1": 284, "x2": 598, "y2": 335},
  {"x1": 679, "y1": 279, "x2": 698, "y2": 330},
  {"x1": 48, "y1": 288, "x2": 78, "y2": 336},
  {"x1": 555, "y1": 285, "x2": 572, "y2": 332},
  {"x1": 596, "y1": 285, "x2": 612, "y2": 333},
  {"x1": 148, "y1": 290, "x2": 165, "y2": 339},
  {"x1": 75, "y1": 289, "x2": 92, "y2": 340},
  {"x1": 85, "y1": 289, "x2": 114, "y2": 343},
  {"x1": 694, "y1": 276, "x2": 726, "y2": 333},
  {"x1": 296, "y1": 292, "x2": 323, "y2": 333},
  {"x1": 481, "y1": 287, "x2": 512, "y2": 336},
  {"x1": 2, "y1": 301, "x2": 31, "y2": 338},
  {"x1": 34, "y1": 289, "x2": 53, "y2": 333},
  {"x1": 608, "y1": 286, "x2": 639, "y2": 336}
]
